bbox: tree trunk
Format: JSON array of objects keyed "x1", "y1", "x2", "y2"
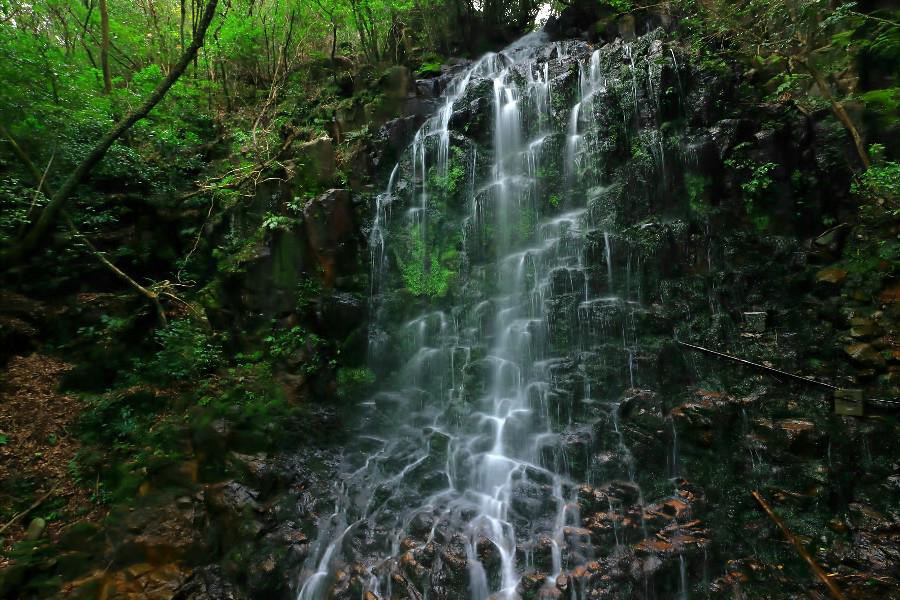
[
  {"x1": 1, "y1": 0, "x2": 220, "y2": 268},
  {"x1": 99, "y1": 0, "x2": 112, "y2": 93},
  {"x1": 280, "y1": 9, "x2": 296, "y2": 75},
  {"x1": 75, "y1": 0, "x2": 98, "y2": 67},
  {"x1": 331, "y1": 19, "x2": 337, "y2": 70},
  {"x1": 218, "y1": 61, "x2": 232, "y2": 111},
  {"x1": 802, "y1": 60, "x2": 871, "y2": 170},
  {"x1": 180, "y1": 0, "x2": 186, "y2": 52}
]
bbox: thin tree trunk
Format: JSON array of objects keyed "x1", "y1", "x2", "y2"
[
  {"x1": 99, "y1": 0, "x2": 112, "y2": 93},
  {"x1": 280, "y1": 9, "x2": 296, "y2": 75},
  {"x1": 46, "y1": 5, "x2": 73, "y2": 57},
  {"x1": 331, "y1": 19, "x2": 338, "y2": 83},
  {"x1": 802, "y1": 59, "x2": 870, "y2": 170},
  {"x1": 364, "y1": 4, "x2": 379, "y2": 62},
  {"x1": 1, "y1": 0, "x2": 220, "y2": 267},
  {"x1": 192, "y1": 0, "x2": 200, "y2": 74},
  {"x1": 80, "y1": 39, "x2": 98, "y2": 68},
  {"x1": 180, "y1": 0, "x2": 186, "y2": 52},
  {"x1": 262, "y1": 15, "x2": 272, "y2": 80},
  {"x1": 76, "y1": 1, "x2": 98, "y2": 67},
  {"x1": 218, "y1": 61, "x2": 232, "y2": 111}
]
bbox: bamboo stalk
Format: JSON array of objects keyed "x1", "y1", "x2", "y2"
[{"x1": 751, "y1": 490, "x2": 848, "y2": 600}]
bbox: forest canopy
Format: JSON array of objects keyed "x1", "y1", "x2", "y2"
[{"x1": 0, "y1": 0, "x2": 550, "y2": 262}]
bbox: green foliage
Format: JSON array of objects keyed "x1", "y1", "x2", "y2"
[
  {"x1": 837, "y1": 149, "x2": 899, "y2": 298},
  {"x1": 599, "y1": 0, "x2": 633, "y2": 13},
  {"x1": 859, "y1": 88, "x2": 900, "y2": 120},
  {"x1": 0, "y1": 174, "x2": 47, "y2": 245},
  {"x1": 336, "y1": 366, "x2": 376, "y2": 400},
  {"x1": 213, "y1": 233, "x2": 265, "y2": 274},
  {"x1": 852, "y1": 160, "x2": 900, "y2": 209},
  {"x1": 630, "y1": 134, "x2": 653, "y2": 163},
  {"x1": 417, "y1": 59, "x2": 444, "y2": 77},
  {"x1": 77, "y1": 389, "x2": 165, "y2": 451},
  {"x1": 739, "y1": 161, "x2": 777, "y2": 197},
  {"x1": 202, "y1": 363, "x2": 296, "y2": 426},
  {"x1": 264, "y1": 325, "x2": 324, "y2": 373},
  {"x1": 428, "y1": 147, "x2": 466, "y2": 195},
  {"x1": 766, "y1": 72, "x2": 812, "y2": 101},
  {"x1": 675, "y1": 0, "x2": 897, "y2": 162},
  {"x1": 396, "y1": 226, "x2": 457, "y2": 298},
  {"x1": 685, "y1": 173, "x2": 711, "y2": 216},
  {"x1": 428, "y1": 164, "x2": 465, "y2": 195},
  {"x1": 725, "y1": 151, "x2": 777, "y2": 231},
  {"x1": 841, "y1": 240, "x2": 895, "y2": 297},
  {"x1": 516, "y1": 207, "x2": 536, "y2": 241},
  {"x1": 297, "y1": 278, "x2": 323, "y2": 312},
  {"x1": 76, "y1": 314, "x2": 131, "y2": 351},
  {"x1": 536, "y1": 164, "x2": 561, "y2": 186},
  {"x1": 133, "y1": 319, "x2": 223, "y2": 384},
  {"x1": 262, "y1": 213, "x2": 299, "y2": 232}
]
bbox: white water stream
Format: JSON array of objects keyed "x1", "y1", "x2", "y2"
[{"x1": 297, "y1": 30, "x2": 681, "y2": 600}]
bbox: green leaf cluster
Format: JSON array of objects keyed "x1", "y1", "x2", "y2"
[{"x1": 396, "y1": 226, "x2": 457, "y2": 298}]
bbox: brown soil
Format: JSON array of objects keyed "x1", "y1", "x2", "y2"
[{"x1": 0, "y1": 354, "x2": 105, "y2": 565}]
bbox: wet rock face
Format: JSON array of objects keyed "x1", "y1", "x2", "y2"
[
  {"x1": 316, "y1": 479, "x2": 713, "y2": 600},
  {"x1": 303, "y1": 188, "x2": 361, "y2": 286},
  {"x1": 203, "y1": 176, "x2": 369, "y2": 373},
  {"x1": 116, "y1": 498, "x2": 208, "y2": 567},
  {"x1": 173, "y1": 566, "x2": 244, "y2": 600},
  {"x1": 293, "y1": 137, "x2": 337, "y2": 185},
  {"x1": 294, "y1": 29, "x2": 730, "y2": 600},
  {"x1": 14, "y1": 418, "x2": 343, "y2": 600},
  {"x1": 284, "y1": 20, "x2": 900, "y2": 600}
]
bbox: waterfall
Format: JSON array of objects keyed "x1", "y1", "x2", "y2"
[{"x1": 298, "y1": 27, "x2": 686, "y2": 600}]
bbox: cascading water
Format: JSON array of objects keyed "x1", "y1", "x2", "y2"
[{"x1": 298, "y1": 28, "x2": 698, "y2": 600}]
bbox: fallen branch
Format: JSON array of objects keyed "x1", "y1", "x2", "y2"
[
  {"x1": 64, "y1": 216, "x2": 169, "y2": 328},
  {"x1": 751, "y1": 490, "x2": 848, "y2": 600},
  {"x1": 177, "y1": 129, "x2": 299, "y2": 203},
  {"x1": 0, "y1": 482, "x2": 62, "y2": 536},
  {"x1": 20, "y1": 152, "x2": 55, "y2": 238},
  {"x1": 1, "y1": 122, "x2": 171, "y2": 327}
]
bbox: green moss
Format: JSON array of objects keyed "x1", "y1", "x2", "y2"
[
  {"x1": 725, "y1": 151, "x2": 777, "y2": 232},
  {"x1": 336, "y1": 366, "x2": 376, "y2": 400},
  {"x1": 427, "y1": 146, "x2": 467, "y2": 198},
  {"x1": 516, "y1": 207, "x2": 536, "y2": 241},
  {"x1": 416, "y1": 59, "x2": 441, "y2": 77},
  {"x1": 428, "y1": 163, "x2": 465, "y2": 195},
  {"x1": 271, "y1": 232, "x2": 304, "y2": 289},
  {"x1": 396, "y1": 228, "x2": 458, "y2": 298},
  {"x1": 685, "y1": 173, "x2": 711, "y2": 216}
]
